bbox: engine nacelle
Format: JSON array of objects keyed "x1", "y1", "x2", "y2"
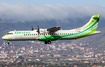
[{"x1": 40, "y1": 29, "x2": 48, "y2": 33}]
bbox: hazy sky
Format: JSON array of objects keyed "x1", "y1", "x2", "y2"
[
  {"x1": 0, "y1": 0, "x2": 105, "y2": 22},
  {"x1": 0, "y1": 0, "x2": 105, "y2": 7}
]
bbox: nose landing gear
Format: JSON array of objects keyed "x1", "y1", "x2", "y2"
[
  {"x1": 44, "y1": 40, "x2": 51, "y2": 44},
  {"x1": 7, "y1": 40, "x2": 10, "y2": 44}
]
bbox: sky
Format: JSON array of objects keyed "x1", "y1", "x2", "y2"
[
  {"x1": 0, "y1": 0, "x2": 105, "y2": 22},
  {"x1": 0, "y1": 0, "x2": 105, "y2": 7}
]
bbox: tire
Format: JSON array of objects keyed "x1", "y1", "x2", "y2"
[{"x1": 44, "y1": 40, "x2": 51, "y2": 44}]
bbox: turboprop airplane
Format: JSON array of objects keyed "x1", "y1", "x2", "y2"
[{"x1": 2, "y1": 15, "x2": 101, "y2": 44}]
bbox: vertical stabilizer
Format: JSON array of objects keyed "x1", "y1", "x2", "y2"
[{"x1": 81, "y1": 15, "x2": 101, "y2": 31}]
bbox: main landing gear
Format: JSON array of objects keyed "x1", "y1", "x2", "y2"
[
  {"x1": 44, "y1": 40, "x2": 51, "y2": 44},
  {"x1": 7, "y1": 42, "x2": 10, "y2": 44}
]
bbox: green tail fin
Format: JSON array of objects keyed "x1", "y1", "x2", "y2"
[{"x1": 81, "y1": 15, "x2": 101, "y2": 30}]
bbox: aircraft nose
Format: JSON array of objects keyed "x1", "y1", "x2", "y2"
[
  {"x1": 2, "y1": 36, "x2": 8, "y2": 40},
  {"x1": 2, "y1": 36, "x2": 5, "y2": 40}
]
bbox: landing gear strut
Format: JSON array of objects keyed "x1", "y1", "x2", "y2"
[
  {"x1": 44, "y1": 40, "x2": 51, "y2": 44},
  {"x1": 7, "y1": 40, "x2": 10, "y2": 44}
]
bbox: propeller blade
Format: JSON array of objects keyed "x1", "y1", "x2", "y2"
[
  {"x1": 37, "y1": 24, "x2": 40, "y2": 34},
  {"x1": 31, "y1": 24, "x2": 34, "y2": 31}
]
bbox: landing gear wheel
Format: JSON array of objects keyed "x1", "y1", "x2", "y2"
[
  {"x1": 44, "y1": 40, "x2": 51, "y2": 44},
  {"x1": 48, "y1": 40, "x2": 51, "y2": 44},
  {"x1": 44, "y1": 41, "x2": 48, "y2": 44},
  {"x1": 7, "y1": 42, "x2": 10, "y2": 44}
]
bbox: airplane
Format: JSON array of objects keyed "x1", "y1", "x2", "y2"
[{"x1": 2, "y1": 15, "x2": 101, "y2": 44}]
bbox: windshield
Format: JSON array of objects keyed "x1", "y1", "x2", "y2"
[{"x1": 7, "y1": 33, "x2": 13, "y2": 35}]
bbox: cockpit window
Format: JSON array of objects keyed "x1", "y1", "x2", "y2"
[{"x1": 7, "y1": 33, "x2": 13, "y2": 35}]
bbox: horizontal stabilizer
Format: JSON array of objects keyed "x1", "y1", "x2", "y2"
[{"x1": 88, "y1": 31, "x2": 101, "y2": 36}]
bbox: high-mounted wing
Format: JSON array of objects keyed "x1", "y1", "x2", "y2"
[{"x1": 47, "y1": 26, "x2": 61, "y2": 32}]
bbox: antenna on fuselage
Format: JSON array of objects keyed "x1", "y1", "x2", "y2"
[{"x1": 31, "y1": 24, "x2": 34, "y2": 31}]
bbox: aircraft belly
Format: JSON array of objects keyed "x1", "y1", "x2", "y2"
[
  {"x1": 38, "y1": 35, "x2": 61, "y2": 41},
  {"x1": 9, "y1": 38, "x2": 37, "y2": 41}
]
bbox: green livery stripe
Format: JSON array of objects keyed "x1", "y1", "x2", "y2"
[
  {"x1": 7, "y1": 40, "x2": 10, "y2": 42},
  {"x1": 84, "y1": 15, "x2": 100, "y2": 29},
  {"x1": 15, "y1": 31, "x2": 31, "y2": 34},
  {"x1": 94, "y1": 15, "x2": 99, "y2": 17},
  {"x1": 3, "y1": 34, "x2": 10, "y2": 37},
  {"x1": 38, "y1": 36, "x2": 62, "y2": 41},
  {"x1": 71, "y1": 27, "x2": 97, "y2": 39},
  {"x1": 39, "y1": 23, "x2": 97, "y2": 41},
  {"x1": 84, "y1": 18, "x2": 95, "y2": 29},
  {"x1": 39, "y1": 21, "x2": 98, "y2": 41},
  {"x1": 63, "y1": 28, "x2": 97, "y2": 40},
  {"x1": 39, "y1": 15, "x2": 100, "y2": 41}
]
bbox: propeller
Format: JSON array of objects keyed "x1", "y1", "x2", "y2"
[
  {"x1": 31, "y1": 24, "x2": 34, "y2": 31},
  {"x1": 36, "y1": 24, "x2": 40, "y2": 34}
]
